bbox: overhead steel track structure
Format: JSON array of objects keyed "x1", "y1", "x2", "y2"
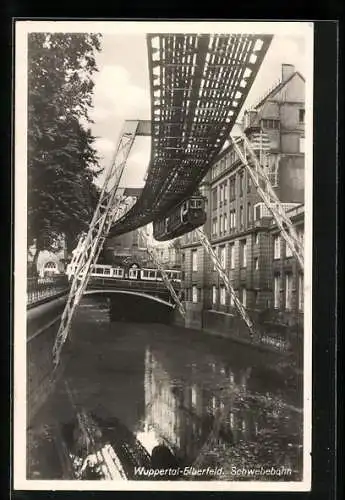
[{"x1": 108, "y1": 33, "x2": 272, "y2": 238}]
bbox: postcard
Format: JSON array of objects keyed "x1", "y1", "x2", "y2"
[{"x1": 14, "y1": 20, "x2": 313, "y2": 492}]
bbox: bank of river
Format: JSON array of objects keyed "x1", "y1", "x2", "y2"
[{"x1": 27, "y1": 296, "x2": 303, "y2": 482}]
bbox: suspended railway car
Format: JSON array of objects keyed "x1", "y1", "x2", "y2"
[{"x1": 153, "y1": 195, "x2": 207, "y2": 242}]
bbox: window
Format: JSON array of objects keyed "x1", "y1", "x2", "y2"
[
  {"x1": 299, "y1": 109, "x2": 305, "y2": 123},
  {"x1": 242, "y1": 288, "x2": 247, "y2": 308},
  {"x1": 219, "y1": 215, "x2": 223, "y2": 235},
  {"x1": 212, "y1": 188, "x2": 217, "y2": 211},
  {"x1": 247, "y1": 203, "x2": 252, "y2": 225},
  {"x1": 220, "y1": 245, "x2": 226, "y2": 268},
  {"x1": 230, "y1": 291, "x2": 235, "y2": 307},
  {"x1": 191, "y1": 386, "x2": 197, "y2": 407},
  {"x1": 285, "y1": 273, "x2": 293, "y2": 310},
  {"x1": 224, "y1": 213, "x2": 228, "y2": 232},
  {"x1": 265, "y1": 154, "x2": 279, "y2": 187},
  {"x1": 298, "y1": 273, "x2": 304, "y2": 311},
  {"x1": 299, "y1": 137, "x2": 305, "y2": 153},
  {"x1": 212, "y1": 162, "x2": 220, "y2": 180},
  {"x1": 230, "y1": 210, "x2": 236, "y2": 230},
  {"x1": 212, "y1": 246, "x2": 217, "y2": 270},
  {"x1": 212, "y1": 219, "x2": 217, "y2": 236},
  {"x1": 220, "y1": 184, "x2": 224, "y2": 205},
  {"x1": 261, "y1": 119, "x2": 279, "y2": 129},
  {"x1": 192, "y1": 285, "x2": 198, "y2": 303},
  {"x1": 255, "y1": 205, "x2": 261, "y2": 220},
  {"x1": 240, "y1": 206, "x2": 244, "y2": 228},
  {"x1": 212, "y1": 285, "x2": 217, "y2": 305},
  {"x1": 240, "y1": 240, "x2": 247, "y2": 268},
  {"x1": 239, "y1": 172, "x2": 244, "y2": 196},
  {"x1": 273, "y1": 235, "x2": 281, "y2": 259},
  {"x1": 247, "y1": 175, "x2": 252, "y2": 193},
  {"x1": 298, "y1": 227, "x2": 304, "y2": 246},
  {"x1": 192, "y1": 250, "x2": 198, "y2": 271},
  {"x1": 274, "y1": 274, "x2": 281, "y2": 308},
  {"x1": 254, "y1": 257, "x2": 259, "y2": 270},
  {"x1": 285, "y1": 241, "x2": 293, "y2": 258},
  {"x1": 230, "y1": 178, "x2": 236, "y2": 201},
  {"x1": 223, "y1": 181, "x2": 228, "y2": 203},
  {"x1": 229, "y1": 243, "x2": 235, "y2": 269},
  {"x1": 190, "y1": 199, "x2": 203, "y2": 209},
  {"x1": 220, "y1": 286, "x2": 226, "y2": 305}
]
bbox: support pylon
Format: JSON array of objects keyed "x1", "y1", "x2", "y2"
[
  {"x1": 196, "y1": 227, "x2": 255, "y2": 337},
  {"x1": 52, "y1": 121, "x2": 140, "y2": 368},
  {"x1": 231, "y1": 131, "x2": 304, "y2": 270},
  {"x1": 138, "y1": 226, "x2": 186, "y2": 317}
]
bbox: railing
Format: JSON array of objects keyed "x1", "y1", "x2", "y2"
[
  {"x1": 87, "y1": 276, "x2": 181, "y2": 293},
  {"x1": 27, "y1": 275, "x2": 70, "y2": 307}
]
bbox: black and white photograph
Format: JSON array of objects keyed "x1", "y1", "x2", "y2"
[{"x1": 14, "y1": 21, "x2": 313, "y2": 491}]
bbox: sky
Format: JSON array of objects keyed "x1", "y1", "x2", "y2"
[{"x1": 89, "y1": 32, "x2": 308, "y2": 189}]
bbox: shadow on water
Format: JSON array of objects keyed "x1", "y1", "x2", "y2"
[{"x1": 27, "y1": 297, "x2": 303, "y2": 481}]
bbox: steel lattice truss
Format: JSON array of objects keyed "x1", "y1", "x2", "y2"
[
  {"x1": 109, "y1": 33, "x2": 272, "y2": 237},
  {"x1": 231, "y1": 132, "x2": 304, "y2": 270}
]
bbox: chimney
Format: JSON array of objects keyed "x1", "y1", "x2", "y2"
[{"x1": 282, "y1": 64, "x2": 295, "y2": 82}]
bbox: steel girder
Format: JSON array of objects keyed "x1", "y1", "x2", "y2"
[{"x1": 109, "y1": 33, "x2": 272, "y2": 238}]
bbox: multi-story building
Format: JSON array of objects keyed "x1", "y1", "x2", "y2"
[
  {"x1": 104, "y1": 187, "x2": 182, "y2": 272},
  {"x1": 104, "y1": 187, "x2": 151, "y2": 267},
  {"x1": 180, "y1": 64, "x2": 305, "y2": 338},
  {"x1": 153, "y1": 239, "x2": 182, "y2": 270},
  {"x1": 269, "y1": 204, "x2": 304, "y2": 330}
]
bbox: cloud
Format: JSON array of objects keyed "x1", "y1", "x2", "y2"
[
  {"x1": 91, "y1": 64, "x2": 150, "y2": 125},
  {"x1": 94, "y1": 137, "x2": 116, "y2": 164}
]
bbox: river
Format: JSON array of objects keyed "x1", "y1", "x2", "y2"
[{"x1": 27, "y1": 296, "x2": 303, "y2": 482}]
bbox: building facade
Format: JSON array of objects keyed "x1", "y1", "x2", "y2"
[
  {"x1": 269, "y1": 204, "x2": 304, "y2": 330},
  {"x1": 180, "y1": 64, "x2": 305, "y2": 339},
  {"x1": 104, "y1": 186, "x2": 182, "y2": 271},
  {"x1": 27, "y1": 235, "x2": 68, "y2": 277}
]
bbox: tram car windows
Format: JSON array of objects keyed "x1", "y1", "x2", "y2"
[
  {"x1": 128, "y1": 268, "x2": 140, "y2": 279},
  {"x1": 112, "y1": 267, "x2": 124, "y2": 278},
  {"x1": 190, "y1": 198, "x2": 203, "y2": 209},
  {"x1": 90, "y1": 265, "x2": 113, "y2": 277},
  {"x1": 141, "y1": 269, "x2": 157, "y2": 281},
  {"x1": 168, "y1": 270, "x2": 181, "y2": 282}
]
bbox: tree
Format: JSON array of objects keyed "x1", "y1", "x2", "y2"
[{"x1": 27, "y1": 32, "x2": 103, "y2": 268}]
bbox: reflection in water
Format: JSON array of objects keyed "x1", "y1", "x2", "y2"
[
  {"x1": 27, "y1": 299, "x2": 303, "y2": 481},
  {"x1": 59, "y1": 411, "x2": 151, "y2": 480},
  {"x1": 138, "y1": 345, "x2": 302, "y2": 480}
]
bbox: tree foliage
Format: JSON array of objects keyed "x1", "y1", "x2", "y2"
[{"x1": 27, "y1": 32, "x2": 103, "y2": 257}]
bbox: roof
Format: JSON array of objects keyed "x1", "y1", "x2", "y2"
[{"x1": 254, "y1": 71, "x2": 305, "y2": 110}]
